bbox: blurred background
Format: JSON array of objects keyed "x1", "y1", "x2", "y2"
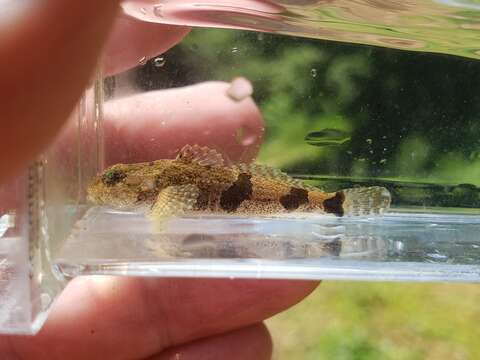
[
  {"x1": 267, "y1": 281, "x2": 480, "y2": 359},
  {"x1": 114, "y1": 28, "x2": 480, "y2": 358},
  {"x1": 120, "y1": 28, "x2": 480, "y2": 211}
]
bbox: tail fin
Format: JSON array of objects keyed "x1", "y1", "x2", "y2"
[{"x1": 342, "y1": 186, "x2": 391, "y2": 216}]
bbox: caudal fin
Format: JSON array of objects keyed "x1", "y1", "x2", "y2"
[{"x1": 342, "y1": 186, "x2": 391, "y2": 216}]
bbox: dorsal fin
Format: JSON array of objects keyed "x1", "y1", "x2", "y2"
[
  {"x1": 176, "y1": 144, "x2": 225, "y2": 167},
  {"x1": 233, "y1": 163, "x2": 317, "y2": 191}
]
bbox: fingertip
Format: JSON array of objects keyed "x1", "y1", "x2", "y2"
[
  {"x1": 103, "y1": 14, "x2": 190, "y2": 76},
  {"x1": 104, "y1": 79, "x2": 264, "y2": 165}
]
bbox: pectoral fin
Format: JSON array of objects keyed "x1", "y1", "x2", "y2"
[{"x1": 148, "y1": 184, "x2": 200, "y2": 231}]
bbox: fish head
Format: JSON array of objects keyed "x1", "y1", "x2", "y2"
[{"x1": 87, "y1": 163, "x2": 156, "y2": 209}]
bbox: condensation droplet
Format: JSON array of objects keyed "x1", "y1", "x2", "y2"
[
  {"x1": 153, "y1": 56, "x2": 166, "y2": 67},
  {"x1": 311, "y1": 68, "x2": 318, "y2": 78},
  {"x1": 226, "y1": 77, "x2": 253, "y2": 101},
  {"x1": 138, "y1": 56, "x2": 148, "y2": 66},
  {"x1": 153, "y1": 4, "x2": 163, "y2": 17}
]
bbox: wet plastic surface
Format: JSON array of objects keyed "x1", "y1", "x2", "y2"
[{"x1": 55, "y1": 207, "x2": 480, "y2": 282}]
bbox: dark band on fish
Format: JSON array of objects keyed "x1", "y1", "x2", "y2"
[
  {"x1": 323, "y1": 191, "x2": 345, "y2": 217},
  {"x1": 220, "y1": 173, "x2": 253, "y2": 212},
  {"x1": 280, "y1": 187, "x2": 309, "y2": 211},
  {"x1": 195, "y1": 189, "x2": 212, "y2": 210}
]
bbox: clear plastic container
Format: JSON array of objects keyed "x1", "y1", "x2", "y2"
[
  {"x1": 55, "y1": 19, "x2": 480, "y2": 283},
  {"x1": 3, "y1": 0, "x2": 480, "y2": 334},
  {"x1": 0, "y1": 83, "x2": 102, "y2": 334}
]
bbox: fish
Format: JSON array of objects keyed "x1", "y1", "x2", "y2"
[{"x1": 87, "y1": 144, "x2": 391, "y2": 222}]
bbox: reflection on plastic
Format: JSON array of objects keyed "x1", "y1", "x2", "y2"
[
  {"x1": 54, "y1": 207, "x2": 480, "y2": 282},
  {"x1": 122, "y1": 0, "x2": 480, "y2": 60}
]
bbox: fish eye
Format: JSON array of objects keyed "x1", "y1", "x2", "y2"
[{"x1": 102, "y1": 170, "x2": 126, "y2": 186}]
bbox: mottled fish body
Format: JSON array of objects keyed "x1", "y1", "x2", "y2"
[{"x1": 87, "y1": 144, "x2": 391, "y2": 220}]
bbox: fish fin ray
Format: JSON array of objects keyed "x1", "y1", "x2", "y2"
[
  {"x1": 148, "y1": 184, "x2": 200, "y2": 221},
  {"x1": 233, "y1": 163, "x2": 317, "y2": 190},
  {"x1": 176, "y1": 144, "x2": 225, "y2": 167},
  {"x1": 342, "y1": 186, "x2": 391, "y2": 216}
]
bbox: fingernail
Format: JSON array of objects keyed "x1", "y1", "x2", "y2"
[{"x1": 226, "y1": 77, "x2": 253, "y2": 101}]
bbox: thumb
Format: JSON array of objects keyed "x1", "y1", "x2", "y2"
[{"x1": 0, "y1": 0, "x2": 120, "y2": 184}]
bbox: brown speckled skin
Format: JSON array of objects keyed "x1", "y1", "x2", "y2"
[{"x1": 87, "y1": 159, "x2": 340, "y2": 215}]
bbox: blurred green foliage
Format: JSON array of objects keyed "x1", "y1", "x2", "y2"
[
  {"x1": 267, "y1": 282, "x2": 480, "y2": 360},
  {"x1": 138, "y1": 28, "x2": 480, "y2": 207}
]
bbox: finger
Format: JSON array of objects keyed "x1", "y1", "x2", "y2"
[
  {"x1": 2, "y1": 277, "x2": 318, "y2": 360},
  {"x1": 0, "y1": 78, "x2": 262, "y2": 213},
  {"x1": 148, "y1": 323, "x2": 272, "y2": 360},
  {"x1": 0, "y1": 0, "x2": 120, "y2": 185},
  {"x1": 104, "y1": 78, "x2": 264, "y2": 165},
  {"x1": 103, "y1": 13, "x2": 189, "y2": 76}
]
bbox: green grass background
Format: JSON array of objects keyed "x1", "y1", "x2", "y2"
[{"x1": 267, "y1": 282, "x2": 480, "y2": 359}]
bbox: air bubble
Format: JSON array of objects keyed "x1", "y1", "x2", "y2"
[
  {"x1": 231, "y1": 47, "x2": 239, "y2": 53},
  {"x1": 311, "y1": 68, "x2": 318, "y2": 77}
]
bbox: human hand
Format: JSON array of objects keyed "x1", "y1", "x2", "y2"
[{"x1": 0, "y1": 1, "x2": 319, "y2": 358}]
